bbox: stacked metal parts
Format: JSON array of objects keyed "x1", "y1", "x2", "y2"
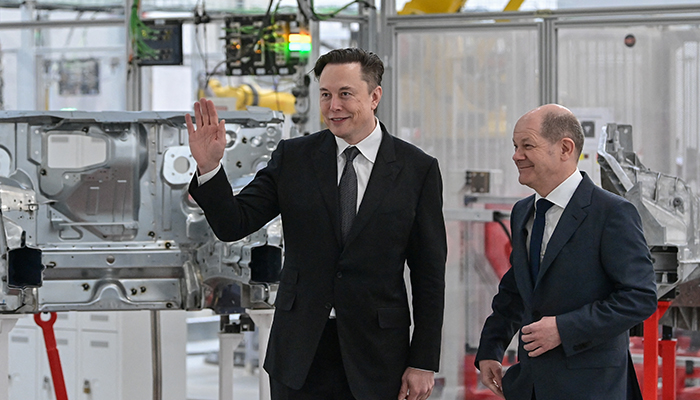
[
  {"x1": 598, "y1": 123, "x2": 700, "y2": 330},
  {"x1": 0, "y1": 109, "x2": 284, "y2": 316}
]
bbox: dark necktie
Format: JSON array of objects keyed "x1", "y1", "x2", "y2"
[
  {"x1": 530, "y1": 198, "x2": 554, "y2": 281},
  {"x1": 339, "y1": 146, "x2": 360, "y2": 242}
]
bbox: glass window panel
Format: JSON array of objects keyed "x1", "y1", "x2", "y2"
[
  {"x1": 395, "y1": 28, "x2": 540, "y2": 204},
  {"x1": 0, "y1": 20, "x2": 126, "y2": 111},
  {"x1": 395, "y1": 27, "x2": 539, "y2": 399},
  {"x1": 558, "y1": 24, "x2": 700, "y2": 191}
]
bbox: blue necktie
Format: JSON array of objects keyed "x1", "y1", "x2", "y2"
[
  {"x1": 339, "y1": 147, "x2": 360, "y2": 243},
  {"x1": 530, "y1": 199, "x2": 554, "y2": 281}
]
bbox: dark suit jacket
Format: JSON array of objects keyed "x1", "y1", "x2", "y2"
[
  {"x1": 475, "y1": 172, "x2": 656, "y2": 400},
  {"x1": 189, "y1": 125, "x2": 447, "y2": 400}
]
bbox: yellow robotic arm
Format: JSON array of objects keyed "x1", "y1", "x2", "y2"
[
  {"x1": 398, "y1": 0, "x2": 525, "y2": 14},
  {"x1": 398, "y1": 0, "x2": 467, "y2": 14},
  {"x1": 208, "y1": 79, "x2": 296, "y2": 115}
]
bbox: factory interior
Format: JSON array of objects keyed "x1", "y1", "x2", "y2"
[{"x1": 3, "y1": 0, "x2": 700, "y2": 399}]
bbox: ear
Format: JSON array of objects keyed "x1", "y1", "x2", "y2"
[
  {"x1": 560, "y1": 137, "x2": 576, "y2": 161},
  {"x1": 371, "y1": 85, "x2": 383, "y2": 111}
]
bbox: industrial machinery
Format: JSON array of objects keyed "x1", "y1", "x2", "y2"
[
  {"x1": 597, "y1": 123, "x2": 700, "y2": 399},
  {"x1": 0, "y1": 110, "x2": 284, "y2": 316},
  {"x1": 598, "y1": 123, "x2": 699, "y2": 323},
  {"x1": 209, "y1": 12, "x2": 312, "y2": 135},
  {"x1": 223, "y1": 13, "x2": 310, "y2": 77}
]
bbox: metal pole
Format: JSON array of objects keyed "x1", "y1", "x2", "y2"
[
  {"x1": 125, "y1": 0, "x2": 141, "y2": 111},
  {"x1": 18, "y1": 0, "x2": 37, "y2": 110},
  {"x1": 0, "y1": 189, "x2": 6, "y2": 254},
  {"x1": 308, "y1": 18, "x2": 321, "y2": 134},
  {"x1": 378, "y1": 0, "x2": 394, "y2": 133},
  {"x1": 539, "y1": 17, "x2": 557, "y2": 105},
  {"x1": 359, "y1": 0, "x2": 377, "y2": 52},
  {"x1": 0, "y1": 18, "x2": 124, "y2": 30},
  {"x1": 150, "y1": 310, "x2": 162, "y2": 400}
]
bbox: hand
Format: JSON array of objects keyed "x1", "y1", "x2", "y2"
[
  {"x1": 478, "y1": 360, "x2": 505, "y2": 398},
  {"x1": 397, "y1": 367, "x2": 434, "y2": 400},
  {"x1": 521, "y1": 316, "x2": 561, "y2": 357},
  {"x1": 185, "y1": 98, "x2": 227, "y2": 175}
]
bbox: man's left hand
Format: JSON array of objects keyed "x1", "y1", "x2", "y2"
[
  {"x1": 521, "y1": 316, "x2": 561, "y2": 357},
  {"x1": 398, "y1": 367, "x2": 434, "y2": 400}
]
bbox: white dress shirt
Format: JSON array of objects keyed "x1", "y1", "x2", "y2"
[{"x1": 526, "y1": 169, "x2": 583, "y2": 261}]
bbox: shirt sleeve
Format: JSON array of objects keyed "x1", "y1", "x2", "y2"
[{"x1": 197, "y1": 163, "x2": 222, "y2": 186}]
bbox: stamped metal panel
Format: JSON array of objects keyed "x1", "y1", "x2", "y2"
[{"x1": 0, "y1": 110, "x2": 284, "y2": 314}]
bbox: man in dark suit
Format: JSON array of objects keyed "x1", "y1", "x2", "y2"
[
  {"x1": 475, "y1": 104, "x2": 657, "y2": 400},
  {"x1": 186, "y1": 48, "x2": 446, "y2": 400}
]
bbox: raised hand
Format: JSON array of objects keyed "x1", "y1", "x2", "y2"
[{"x1": 185, "y1": 98, "x2": 227, "y2": 175}]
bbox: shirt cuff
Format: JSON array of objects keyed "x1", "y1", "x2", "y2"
[
  {"x1": 408, "y1": 367, "x2": 434, "y2": 373},
  {"x1": 197, "y1": 163, "x2": 222, "y2": 186}
]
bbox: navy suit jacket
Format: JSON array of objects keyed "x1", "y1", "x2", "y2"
[
  {"x1": 189, "y1": 126, "x2": 447, "y2": 400},
  {"x1": 475, "y1": 172, "x2": 656, "y2": 400}
]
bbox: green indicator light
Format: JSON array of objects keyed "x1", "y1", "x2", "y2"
[
  {"x1": 288, "y1": 33, "x2": 311, "y2": 53},
  {"x1": 289, "y1": 42, "x2": 312, "y2": 52}
]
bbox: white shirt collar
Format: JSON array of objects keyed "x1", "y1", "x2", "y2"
[
  {"x1": 334, "y1": 117, "x2": 382, "y2": 163},
  {"x1": 535, "y1": 168, "x2": 582, "y2": 210}
]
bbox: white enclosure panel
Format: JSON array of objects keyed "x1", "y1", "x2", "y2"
[
  {"x1": 78, "y1": 312, "x2": 119, "y2": 332},
  {"x1": 8, "y1": 328, "x2": 39, "y2": 400},
  {"x1": 77, "y1": 331, "x2": 120, "y2": 400}
]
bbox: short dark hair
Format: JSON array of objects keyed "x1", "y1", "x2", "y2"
[
  {"x1": 313, "y1": 48, "x2": 384, "y2": 91},
  {"x1": 541, "y1": 111, "x2": 584, "y2": 157}
]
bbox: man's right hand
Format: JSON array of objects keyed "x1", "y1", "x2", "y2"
[
  {"x1": 478, "y1": 359, "x2": 505, "y2": 399},
  {"x1": 185, "y1": 98, "x2": 227, "y2": 175}
]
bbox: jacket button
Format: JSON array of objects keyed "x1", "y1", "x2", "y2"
[
  {"x1": 336, "y1": 272, "x2": 343, "y2": 279},
  {"x1": 573, "y1": 342, "x2": 591, "y2": 351},
  {"x1": 325, "y1": 303, "x2": 332, "y2": 309}
]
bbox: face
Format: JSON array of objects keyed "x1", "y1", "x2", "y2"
[
  {"x1": 512, "y1": 114, "x2": 567, "y2": 196},
  {"x1": 319, "y1": 62, "x2": 382, "y2": 145}
]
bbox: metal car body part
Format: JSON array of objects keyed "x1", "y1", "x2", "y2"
[{"x1": 0, "y1": 110, "x2": 284, "y2": 315}]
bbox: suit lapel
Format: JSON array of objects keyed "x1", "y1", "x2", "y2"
[
  {"x1": 310, "y1": 131, "x2": 342, "y2": 245},
  {"x1": 536, "y1": 173, "x2": 592, "y2": 284},
  {"x1": 344, "y1": 128, "x2": 402, "y2": 246}
]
